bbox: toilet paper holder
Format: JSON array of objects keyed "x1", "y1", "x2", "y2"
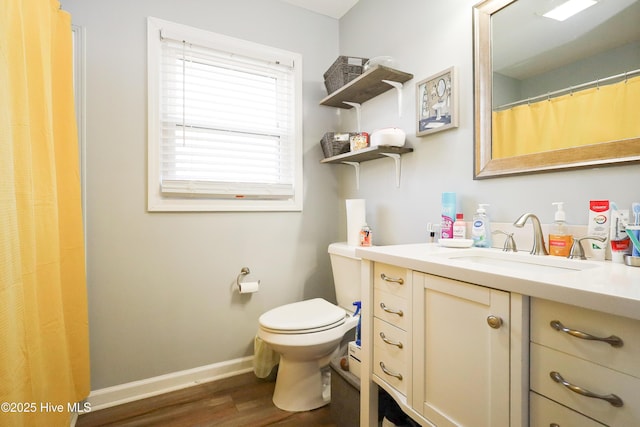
[
  {"x1": 236, "y1": 267, "x2": 256, "y2": 290},
  {"x1": 236, "y1": 267, "x2": 260, "y2": 294}
]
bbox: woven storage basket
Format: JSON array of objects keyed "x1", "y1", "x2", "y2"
[
  {"x1": 323, "y1": 56, "x2": 368, "y2": 94},
  {"x1": 321, "y1": 132, "x2": 355, "y2": 158}
]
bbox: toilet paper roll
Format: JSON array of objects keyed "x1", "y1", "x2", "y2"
[
  {"x1": 346, "y1": 199, "x2": 366, "y2": 247},
  {"x1": 239, "y1": 281, "x2": 260, "y2": 294}
]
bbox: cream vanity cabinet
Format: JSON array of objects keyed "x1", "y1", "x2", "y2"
[
  {"x1": 358, "y1": 245, "x2": 640, "y2": 427},
  {"x1": 529, "y1": 298, "x2": 640, "y2": 426},
  {"x1": 364, "y1": 261, "x2": 526, "y2": 427}
]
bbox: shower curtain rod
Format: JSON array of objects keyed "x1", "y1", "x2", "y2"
[{"x1": 495, "y1": 68, "x2": 640, "y2": 111}]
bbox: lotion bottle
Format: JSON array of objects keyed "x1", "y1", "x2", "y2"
[
  {"x1": 548, "y1": 202, "x2": 573, "y2": 257},
  {"x1": 472, "y1": 204, "x2": 492, "y2": 248},
  {"x1": 453, "y1": 213, "x2": 466, "y2": 239}
]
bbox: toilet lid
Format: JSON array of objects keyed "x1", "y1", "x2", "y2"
[{"x1": 259, "y1": 298, "x2": 346, "y2": 333}]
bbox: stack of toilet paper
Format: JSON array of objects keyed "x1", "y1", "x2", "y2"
[{"x1": 346, "y1": 199, "x2": 366, "y2": 246}]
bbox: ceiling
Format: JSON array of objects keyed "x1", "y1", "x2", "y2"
[
  {"x1": 278, "y1": 0, "x2": 360, "y2": 18},
  {"x1": 492, "y1": 0, "x2": 640, "y2": 80}
]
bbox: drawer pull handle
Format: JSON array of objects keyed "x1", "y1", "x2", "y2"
[
  {"x1": 380, "y1": 302, "x2": 404, "y2": 317},
  {"x1": 380, "y1": 273, "x2": 404, "y2": 285},
  {"x1": 550, "y1": 424, "x2": 559, "y2": 427},
  {"x1": 550, "y1": 320, "x2": 624, "y2": 348},
  {"x1": 379, "y1": 332, "x2": 403, "y2": 348},
  {"x1": 549, "y1": 371, "x2": 623, "y2": 407},
  {"x1": 380, "y1": 362, "x2": 403, "y2": 380}
]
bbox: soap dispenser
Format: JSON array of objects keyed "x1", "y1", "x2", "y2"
[
  {"x1": 472, "y1": 204, "x2": 492, "y2": 248},
  {"x1": 549, "y1": 202, "x2": 573, "y2": 257}
]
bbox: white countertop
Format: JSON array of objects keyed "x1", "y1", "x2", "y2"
[{"x1": 355, "y1": 243, "x2": 640, "y2": 321}]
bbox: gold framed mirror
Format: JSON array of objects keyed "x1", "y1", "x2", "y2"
[{"x1": 473, "y1": 0, "x2": 640, "y2": 179}]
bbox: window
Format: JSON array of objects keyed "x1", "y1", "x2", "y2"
[{"x1": 147, "y1": 18, "x2": 303, "y2": 211}]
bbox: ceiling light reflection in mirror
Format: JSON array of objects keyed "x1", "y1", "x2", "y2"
[{"x1": 543, "y1": 0, "x2": 597, "y2": 21}]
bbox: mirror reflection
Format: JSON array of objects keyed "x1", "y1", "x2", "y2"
[{"x1": 473, "y1": 0, "x2": 640, "y2": 178}]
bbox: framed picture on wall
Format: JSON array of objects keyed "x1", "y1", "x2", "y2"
[{"x1": 416, "y1": 66, "x2": 458, "y2": 136}]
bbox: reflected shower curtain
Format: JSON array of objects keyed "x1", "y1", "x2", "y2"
[
  {"x1": 0, "y1": 0, "x2": 90, "y2": 426},
  {"x1": 492, "y1": 75, "x2": 640, "y2": 159}
]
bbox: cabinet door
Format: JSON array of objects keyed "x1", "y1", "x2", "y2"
[{"x1": 413, "y1": 272, "x2": 510, "y2": 427}]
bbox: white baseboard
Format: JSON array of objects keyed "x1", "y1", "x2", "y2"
[{"x1": 86, "y1": 356, "x2": 254, "y2": 412}]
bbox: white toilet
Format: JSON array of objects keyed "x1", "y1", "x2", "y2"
[{"x1": 257, "y1": 242, "x2": 361, "y2": 412}]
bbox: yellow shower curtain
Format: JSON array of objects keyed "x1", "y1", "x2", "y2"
[
  {"x1": 492, "y1": 74, "x2": 640, "y2": 158},
  {"x1": 0, "y1": 0, "x2": 90, "y2": 426}
]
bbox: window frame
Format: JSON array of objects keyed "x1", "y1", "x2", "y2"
[{"x1": 147, "y1": 17, "x2": 303, "y2": 212}]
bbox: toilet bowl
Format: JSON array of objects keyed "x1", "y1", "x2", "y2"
[{"x1": 257, "y1": 243, "x2": 361, "y2": 412}]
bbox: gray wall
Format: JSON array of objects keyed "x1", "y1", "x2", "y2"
[
  {"x1": 62, "y1": 0, "x2": 342, "y2": 390},
  {"x1": 337, "y1": 0, "x2": 638, "y2": 246},
  {"x1": 63, "y1": 0, "x2": 639, "y2": 391}
]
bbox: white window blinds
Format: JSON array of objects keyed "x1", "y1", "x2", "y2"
[{"x1": 148, "y1": 18, "x2": 302, "y2": 211}]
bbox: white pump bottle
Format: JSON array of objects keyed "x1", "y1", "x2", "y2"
[{"x1": 472, "y1": 204, "x2": 492, "y2": 248}]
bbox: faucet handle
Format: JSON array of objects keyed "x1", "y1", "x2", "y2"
[
  {"x1": 568, "y1": 235, "x2": 607, "y2": 260},
  {"x1": 493, "y1": 230, "x2": 517, "y2": 252}
]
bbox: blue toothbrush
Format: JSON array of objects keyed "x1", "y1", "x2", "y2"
[{"x1": 632, "y1": 203, "x2": 640, "y2": 257}]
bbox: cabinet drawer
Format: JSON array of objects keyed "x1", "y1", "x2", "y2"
[
  {"x1": 531, "y1": 343, "x2": 640, "y2": 426},
  {"x1": 531, "y1": 298, "x2": 640, "y2": 378},
  {"x1": 374, "y1": 289, "x2": 408, "y2": 330},
  {"x1": 373, "y1": 321, "x2": 407, "y2": 396},
  {"x1": 373, "y1": 263, "x2": 408, "y2": 299},
  {"x1": 530, "y1": 392, "x2": 606, "y2": 427},
  {"x1": 373, "y1": 357, "x2": 406, "y2": 395},
  {"x1": 373, "y1": 317, "x2": 408, "y2": 364}
]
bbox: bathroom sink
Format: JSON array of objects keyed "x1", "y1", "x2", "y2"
[{"x1": 440, "y1": 249, "x2": 599, "y2": 275}]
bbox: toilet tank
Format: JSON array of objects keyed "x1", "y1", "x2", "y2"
[{"x1": 328, "y1": 243, "x2": 361, "y2": 313}]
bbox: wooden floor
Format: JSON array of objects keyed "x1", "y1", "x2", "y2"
[{"x1": 76, "y1": 372, "x2": 337, "y2": 427}]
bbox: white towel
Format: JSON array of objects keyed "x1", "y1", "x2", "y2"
[{"x1": 253, "y1": 335, "x2": 280, "y2": 378}]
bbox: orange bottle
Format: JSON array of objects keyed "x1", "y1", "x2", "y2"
[{"x1": 548, "y1": 202, "x2": 573, "y2": 257}]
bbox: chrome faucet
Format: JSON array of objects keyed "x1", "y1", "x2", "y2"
[{"x1": 513, "y1": 213, "x2": 548, "y2": 255}]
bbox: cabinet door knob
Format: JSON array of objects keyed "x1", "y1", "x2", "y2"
[
  {"x1": 487, "y1": 315, "x2": 502, "y2": 329},
  {"x1": 550, "y1": 320, "x2": 623, "y2": 347}
]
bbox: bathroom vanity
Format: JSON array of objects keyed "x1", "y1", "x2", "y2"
[{"x1": 355, "y1": 243, "x2": 640, "y2": 427}]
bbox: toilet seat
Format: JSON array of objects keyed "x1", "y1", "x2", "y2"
[{"x1": 259, "y1": 298, "x2": 346, "y2": 334}]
